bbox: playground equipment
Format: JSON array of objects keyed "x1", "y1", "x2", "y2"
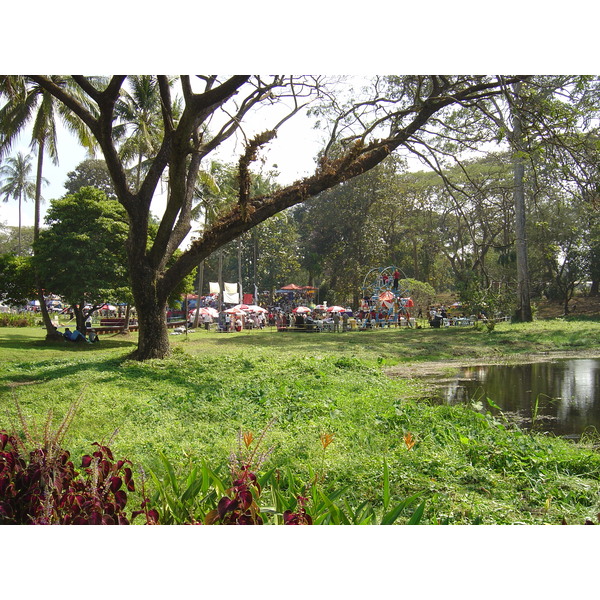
[{"x1": 360, "y1": 266, "x2": 414, "y2": 323}]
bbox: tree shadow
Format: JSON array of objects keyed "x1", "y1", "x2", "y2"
[
  {"x1": 0, "y1": 332, "x2": 137, "y2": 353},
  {"x1": 0, "y1": 333, "x2": 138, "y2": 390},
  {"x1": 0, "y1": 339, "x2": 219, "y2": 398}
]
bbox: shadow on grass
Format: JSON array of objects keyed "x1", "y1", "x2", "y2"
[
  {"x1": 0, "y1": 330, "x2": 137, "y2": 352},
  {"x1": 0, "y1": 332, "x2": 139, "y2": 390},
  {"x1": 0, "y1": 337, "x2": 222, "y2": 398}
]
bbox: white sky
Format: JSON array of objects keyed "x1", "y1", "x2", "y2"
[{"x1": 0, "y1": 102, "x2": 325, "y2": 229}]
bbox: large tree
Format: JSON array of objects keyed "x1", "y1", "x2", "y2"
[
  {"x1": 64, "y1": 158, "x2": 116, "y2": 198},
  {"x1": 398, "y1": 76, "x2": 600, "y2": 321},
  {"x1": 0, "y1": 253, "x2": 36, "y2": 307},
  {"x1": 0, "y1": 76, "x2": 97, "y2": 338},
  {"x1": 27, "y1": 75, "x2": 526, "y2": 359},
  {"x1": 34, "y1": 187, "x2": 131, "y2": 332},
  {"x1": 0, "y1": 224, "x2": 34, "y2": 255}
]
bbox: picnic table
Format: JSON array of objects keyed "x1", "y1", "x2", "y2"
[{"x1": 87, "y1": 319, "x2": 187, "y2": 335}]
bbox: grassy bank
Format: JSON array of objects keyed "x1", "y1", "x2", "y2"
[{"x1": 2, "y1": 319, "x2": 600, "y2": 524}]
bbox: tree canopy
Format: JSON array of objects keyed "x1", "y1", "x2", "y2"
[
  {"x1": 8, "y1": 75, "x2": 532, "y2": 358},
  {"x1": 0, "y1": 253, "x2": 35, "y2": 306},
  {"x1": 34, "y1": 186, "x2": 130, "y2": 330},
  {"x1": 64, "y1": 159, "x2": 116, "y2": 198}
]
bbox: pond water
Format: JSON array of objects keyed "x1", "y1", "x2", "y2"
[{"x1": 437, "y1": 358, "x2": 600, "y2": 439}]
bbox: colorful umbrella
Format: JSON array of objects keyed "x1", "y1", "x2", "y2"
[
  {"x1": 195, "y1": 307, "x2": 219, "y2": 317},
  {"x1": 326, "y1": 305, "x2": 347, "y2": 313},
  {"x1": 245, "y1": 305, "x2": 268, "y2": 313},
  {"x1": 293, "y1": 306, "x2": 311, "y2": 314}
]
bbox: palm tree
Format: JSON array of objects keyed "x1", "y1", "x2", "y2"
[
  {"x1": 113, "y1": 76, "x2": 165, "y2": 190},
  {"x1": 191, "y1": 163, "x2": 222, "y2": 328},
  {"x1": 0, "y1": 76, "x2": 96, "y2": 239},
  {"x1": 0, "y1": 152, "x2": 38, "y2": 255},
  {"x1": 0, "y1": 76, "x2": 97, "y2": 336}
]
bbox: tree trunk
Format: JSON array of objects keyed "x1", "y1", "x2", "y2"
[
  {"x1": 127, "y1": 258, "x2": 170, "y2": 359},
  {"x1": 563, "y1": 292, "x2": 570, "y2": 316},
  {"x1": 192, "y1": 261, "x2": 203, "y2": 329},
  {"x1": 511, "y1": 83, "x2": 533, "y2": 322},
  {"x1": 218, "y1": 250, "x2": 224, "y2": 312},
  {"x1": 131, "y1": 300, "x2": 170, "y2": 360},
  {"x1": 253, "y1": 231, "x2": 258, "y2": 303},
  {"x1": 238, "y1": 237, "x2": 243, "y2": 303},
  {"x1": 33, "y1": 141, "x2": 62, "y2": 340},
  {"x1": 17, "y1": 194, "x2": 22, "y2": 256},
  {"x1": 513, "y1": 156, "x2": 532, "y2": 321},
  {"x1": 121, "y1": 303, "x2": 132, "y2": 333},
  {"x1": 37, "y1": 281, "x2": 62, "y2": 340},
  {"x1": 73, "y1": 304, "x2": 87, "y2": 334},
  {"x1": 413, "y1": 239, "x2": 419, "y2": 280}
]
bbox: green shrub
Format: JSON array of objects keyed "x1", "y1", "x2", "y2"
[{"x1": 0, "y1": 313, "x2": 36, "y2": 327}]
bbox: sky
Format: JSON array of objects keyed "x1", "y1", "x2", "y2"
[{"x1": 0, "y1": 100, "x2": 326, "y2": 229}]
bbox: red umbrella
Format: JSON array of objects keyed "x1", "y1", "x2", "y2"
[
  {"x1": 293, "y1": 306, "x2": 311, "y2": 314},
  {"x1": 245, "y1": 305, "x2": 267, "y2": 313},
  {"x1": 326, "y1": 305, "x2": 347, "y2": 313},
  {"x1": 232, "y1": 304, "x2": 251, "y2": 311},
  {"x1": 195, "y1": 307, "x2": 219, "y2": 317}
]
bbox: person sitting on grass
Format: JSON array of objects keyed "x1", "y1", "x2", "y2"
[
  {"x1": 63, "y1": 327, "x2": 87, "y2": 343},
  {"x1": 88, "y1": 329, "x2": 100, "y2": 343}
]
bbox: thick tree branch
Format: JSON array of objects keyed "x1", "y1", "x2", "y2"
[{"x1": 28, "y1": 75, "x2": 96, "y2": 131}]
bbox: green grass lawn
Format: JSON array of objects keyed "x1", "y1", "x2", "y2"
[{"x1": 2, "y1": 319, "x2": 600, "y2": 524}]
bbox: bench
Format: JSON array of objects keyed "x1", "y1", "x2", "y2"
[
  {"x1": 87, "y1": 319, "x2": 187, "y2": 335},
  {"x1": 100, "y1": 318, "x2": 126, "y2": 326}
]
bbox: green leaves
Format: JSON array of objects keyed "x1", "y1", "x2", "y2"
[
  {"x1": 0, "y1": 253, "x2": 36, "y2": 305},
  {"x1": 34, "y1": 187, "x2": 130, "y2": 307},
  {"x1": 149, "y1": 453, "x2": 226, "y2": 524},
  {"x1": 381, "y1": 493, "x2": 424, "y2": 525}
]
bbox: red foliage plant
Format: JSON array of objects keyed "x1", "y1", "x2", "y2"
[
  {"x1": 0, "y1": 431, "x2": 158, "y2": 525},
  {"x1": 204, "y1": 422, "x2": 313, "y2": 525},
  {"x1": 283, "y1": 495, "x2": 313, "y2": 525}
]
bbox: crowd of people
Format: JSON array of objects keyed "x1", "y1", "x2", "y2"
[
  {"x1": 426, "y1": 305, "x2": 488, "y2": 327},
  {"x1": 42, "y1": 285, "x2": 500, "y2": 342},
  {"x1": 216, "y1": 310, "x2": 268, "y2": 332}
]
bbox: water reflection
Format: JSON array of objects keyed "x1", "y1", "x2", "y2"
[{"x1": 439, "y1": 359, "x2": 600, "y2": 438}]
